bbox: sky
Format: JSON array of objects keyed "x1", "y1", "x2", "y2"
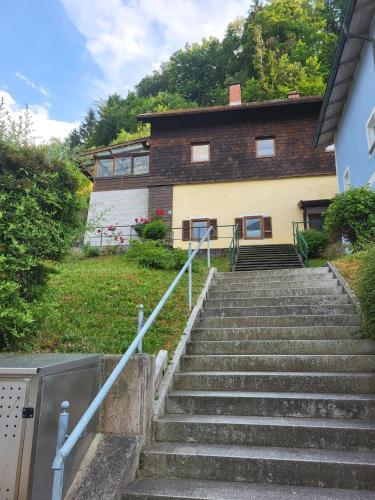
[{"x1": 0, "y1": 0, "x2": 250, "y2": 143}]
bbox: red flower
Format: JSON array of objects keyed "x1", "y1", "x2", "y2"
[
  {"x1": 108, "y1": 224, "x2": 116, "y2": 231},
  {"x1": 156, "y1": 208, "x2": 165, "y2": 216},
  {"x1": 96, "y1": 229, "x2": 101, "y2": 233},
  {"x1": 119, "y1": 236, "x2": 125, "y2": 243}
]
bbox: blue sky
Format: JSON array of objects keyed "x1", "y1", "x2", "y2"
[{"x1": 1, "y1": 0, "x2": 249, "y2": 142}]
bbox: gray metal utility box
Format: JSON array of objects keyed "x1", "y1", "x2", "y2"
[{"x1": 0, "y1": 354, "x2": 102, "y2": 500}]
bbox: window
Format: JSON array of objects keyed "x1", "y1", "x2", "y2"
[
  {"x1": 256, "y1": 138, "x2": 275, "y2": 158},
  {"x1": 366, "y1": 107, "x2": 375, "y2": 155},
  {"x1": 191, "y1": 219, "x2": 209, "y2": 240},
  {"x1": 97, "y1": 159, "x2": 113, "y2": 177},
  {"x1": 114, "y1": 157, "x2": 131, "y2": 175},
  {"x1": 96, "y1": 154, "x2": 149, "y2": 177},
  {"x1": 343, "y1": 167, "x2": 351, "y2": 192},
  {"x1": 244, "y1": 216, "x2": 263, "y2": 239},
  {"x1": 133, "y1": 155, "x2": 149, "y2": 175},
  {"x1": 191, "y1": 142, "x2": 210, "y2": 162}
]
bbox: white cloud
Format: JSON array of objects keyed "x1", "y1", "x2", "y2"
[
  {"x1": 14, "y1": 71, "x2": 49, "y2": 97},
  {"x1": 0, "y1": 90, "x2": 78, "y2": 144},
  {"x1": 60, "y1": 0, "x2": 249, "y2": 95}
]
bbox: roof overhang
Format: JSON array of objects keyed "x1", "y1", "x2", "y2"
[
  {"x1": 298, "y1": 199, "x2": 332, "y2": 209},
  {"x1": 137, "y1": 96, "x2": 323, "y2": 123},
  {"x1": 79, "y1": 137, "x2": 150, "y2": 159},
  {"x1": 314, "y1": 0, "x2": 375, "y2": 148}
]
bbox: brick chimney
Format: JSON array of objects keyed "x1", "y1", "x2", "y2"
[
  {"x1": 229, "y1": 83, "x2": 242, "y2": 106},
  {"x1": 287, "y1": 91, "x2": 300, "y2": 99}
]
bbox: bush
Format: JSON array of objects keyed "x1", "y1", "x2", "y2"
[
  {"x1": 0, "y1": 142, "x2": 87, "y2": 347},
  {"x1": 324, "y1": 187, "x2": 375, "y2": 245},
  {"x1": 143, "y1": 219, "x2": 168, "y2": 240},
  {"x1": 301, "y1": 229, "x2": 329, "y2": 258},
  {"x1": 356, "y1": 246, "x2": 375, "y2": 338},
  {"x1": 322, "y1": 242, "x2": 346, "y2": 260},
  {"x1": 125, "y1": 240, "x2": 199, "y2": 271},
  {"x1": 82, "y1": 243, "x2": 101, "y2": 258}
]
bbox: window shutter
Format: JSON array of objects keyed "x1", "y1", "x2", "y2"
[
  {"x1": 182, "y1": 220, "x2": 190, "y2": 241},
  {"x1": 234, "y1": 218, "x2": 243, "y2": 239},
  {"x1": 209, "y1": 219, "x2": 218, "y2": 240},
  {"x1": 263, "y1": 217, "x2": 272, "y2": 238}
]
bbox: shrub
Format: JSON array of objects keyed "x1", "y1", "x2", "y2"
[
  {"x1": 82, "y1": 243, "x2": 101, "y2": 258},
  {"x1": 0, "y1": 142, "x2": 87, "y2": 347},
  {"x1": 126, "y1": 240, "x2": 175, "y2": 269},
  {"x1": 143, "y1": 219, "x2": 168, "y2": 240},
  {"x1": 125, "y1": 240, "x2": 199, "y2": 271},
  {"x1": 356, "y1": 246, "x2": 375, "y2": 338},
  {"x1": 322, "y1": 242, "x2": 346, "y2": 260},
  {"x1": 324, "y1": 187, "x2": 375, "y2": 245},
  {"x1": 300, "y1": 229, "x2": 329, "y2": 258}
]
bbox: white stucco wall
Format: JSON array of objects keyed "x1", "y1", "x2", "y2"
[{"x1": 85, "y1": 188, "x2": 148, "y2": 246}]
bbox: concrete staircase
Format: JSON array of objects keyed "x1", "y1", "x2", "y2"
[
  {"x1": 235, "y1": 244, "x2": 303, "y2": 271},
  {"x1": 125, "y1": 267, "x2": 375, "y2": 499}
]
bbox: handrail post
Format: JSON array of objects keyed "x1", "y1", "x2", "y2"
[
  {"x1": 51, "y1": 401, "x2": 70, "y2": 500},
  {"x1": 207, "y1": 229, "x2": 211, "y2": 268},
  {"x1": 137, "y1": 304, "x2": 144, "y2": 353},
  {"x1": 188, "y1": 241, "x2": 192, "y2": 310}
]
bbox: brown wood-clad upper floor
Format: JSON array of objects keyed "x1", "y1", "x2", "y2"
[
  {"x1": 82, "y1": 86, "x2": 335, "y2": 192},
  {"x1": 137, "y1": 89, "x2": 335, "y2": 187}
]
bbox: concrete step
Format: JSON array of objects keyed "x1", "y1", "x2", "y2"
[
  {"x1": 205, "y1": 295, "x2": 350, "y2": 308},
  {"x1": 166, "y1": 391, "x2": 375, "y2": 420},
  {"x1": 199, "y1": 314, "x2": 360, "y2": 328},
  {"x1": 210, "y1": 278, "x2": 339, "y2": 292},
  {"x1": 173, "y1": 372, "x2": 375, "y2": 394},
  {"x1": 180, "y1": 354, "x2": 375, "y2": 373},
  {"x1": 186, "y1": 340, "x2": 375, "y2": 356},
  {"x1": 125, "y1": 478, "x2": 375, "y2": 499},
  {"x1": 218, "y1": 268, "x2": 329, "y2": 278},
  {"x1": 235, "y1": 264, "x2": 303, "y2": 271},
  {"x1": 213, "y1": 276, "x2": 336, "y2": 286},
  {"x1": 140, "y1": 442, "x2": 375, "y2": 489},
  {"x1": 208, "y1": 287, "x2": 345, "y2": 299},
  {"x1": 191, "y1": 326, "x2": 360, "y2": 341},
  {"x1": 201, "y1": 304, "x2": 356, "y2": 317},
  {"x1": 154, "y1": 414, "x2": 375, "y2": 451}
]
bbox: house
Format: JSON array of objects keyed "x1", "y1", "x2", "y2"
[
  {"x1": 314, "y1": 0, "x2": 375, "y2": 192},
  {"x1": 84, "y1": 84, "x2": 337, "y2": 250},
  {"x1": 137, "y1": 85, "x2": 336, "y2": 250}
]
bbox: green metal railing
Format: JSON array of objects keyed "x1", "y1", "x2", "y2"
[
  {"x1": 292, "y1": 221, "x2": 309, "y2": 263},
  {"x1": 229, "y1": 224, "x2": 240, "y2": 269}
]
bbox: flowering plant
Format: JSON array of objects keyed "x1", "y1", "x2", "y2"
[
  {"x1": 133, "y1": 209, "x2": 166, "y2": 237},
  {"x1": 96, "y1": 225, "x2": 126, "y2": 245}
]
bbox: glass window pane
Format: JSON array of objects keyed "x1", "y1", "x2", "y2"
[
  {"x1": 133, "y1": 155, "x2": 149, "y2": 175},
  {"x1": 97, "y1": 159, "x2": 113, "y2": 177},
  {"x1": 192, "y1": 143, "x2": 210, "y2": 162},
  {"x1": 246, "y1": 218, "x2": 261, "y2": 238},
  {"x1": 192, "y1": 220, "x2": 208, "y2": 239},
  {"x1": 114, "y1": 156, "x2": 131, "y2": 175},
  {"x1": 257, "y1": 139, "x2": 275, "y2": 157}
]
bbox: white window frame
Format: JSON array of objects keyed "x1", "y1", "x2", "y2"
[
  {"x1": 343, "y1": 167, "x2": 351, "y2": 192},
  {"x1": 366, "y1": 106, "x2": 375, "y2": 155}
]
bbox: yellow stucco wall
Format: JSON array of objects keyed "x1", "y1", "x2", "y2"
[{"x1": 172, "y1": 175, "x2": 338, "y2": 249}]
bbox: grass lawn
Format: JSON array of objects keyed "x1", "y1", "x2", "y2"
[{"x1": 30, "y1": 254, "x2": 228, "y2": 356}]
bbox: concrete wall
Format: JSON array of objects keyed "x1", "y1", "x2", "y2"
[
  {"x1": 85, "y1": 188, "x2": 148, "y2": 245},
  {"x1": 335, "y1": 17, "x2": 375, "y2": 191},
  {"x1": 172, "y1": 175, "x2": 338, "y2": 249}
]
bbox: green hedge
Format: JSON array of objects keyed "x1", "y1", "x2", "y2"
[
  {"x1": 300, "y1": 229, "x2": 329, "y2": 258},
  {"x1": 0, "y1": 142, "x2": 87, "y2": 348},
  {"x1": 357, "y1": 246, "x2": 375, "y2": 338}
]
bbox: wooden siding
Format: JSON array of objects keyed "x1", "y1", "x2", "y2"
[
  {"x1": 147, "y1": 102, "x2": 335, "y2": 187},
  {"x1": 94, "y1": 175, "x2": 149, "y2": 192},
  {"x1": 148, "y1": 185, "x2": 172, "y2": 226}
]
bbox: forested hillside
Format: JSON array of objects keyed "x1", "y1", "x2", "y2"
[{"x1": 69, "y1": 0, "x2": 346, "y2": 149}]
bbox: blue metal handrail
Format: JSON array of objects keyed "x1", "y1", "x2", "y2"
[{"x1": 51, "y1": 226, "x2": 213, "y2": 500}]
